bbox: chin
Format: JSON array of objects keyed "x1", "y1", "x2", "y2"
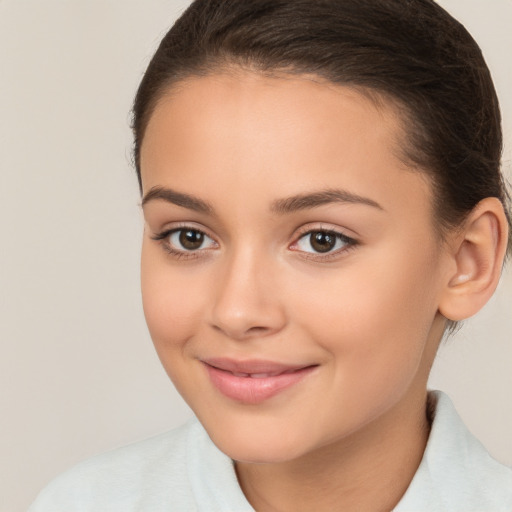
[
  {"x1": 217, "y1": 439, "x2": 305, "y2": 464},
  {"x1": 203, "y1": 417, "x2": 317, "y2": 464}
]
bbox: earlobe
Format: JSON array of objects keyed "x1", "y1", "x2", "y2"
[{"x1": 439, "y1": 197, "x2": 509, "y2": 322}]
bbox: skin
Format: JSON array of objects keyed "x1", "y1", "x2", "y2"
[{"x1": 139, "y1": 72, "x2": 507, "y2": 512}]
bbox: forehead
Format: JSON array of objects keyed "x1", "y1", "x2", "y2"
[
  {"x1": 140, "y1": 72, "x2": 432, "y2": 222},
  {"x1": 142, "y1": 72, "x2": 402, "y2": 171}
]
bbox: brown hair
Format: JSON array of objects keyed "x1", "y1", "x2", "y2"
[{"x1": 132, "y1": 0, "x2": 511, "y2": 258}]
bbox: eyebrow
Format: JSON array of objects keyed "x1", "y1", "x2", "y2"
[
  {"x1": 270, "y1": 189, "x2": 384, "y2": 213},
  {"x1": 141, "y1": 186, "x2": 383, "y2": 215},
  {"x1": 142, "y1": 186, "x2": 213, "y2": 214}
]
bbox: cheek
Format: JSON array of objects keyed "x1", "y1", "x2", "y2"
[
  {"x1": 140, "y1": 244, "x2": 207, "y2": 352},
  {"x1": 294, "y1": 256, "x2": 436, "y2": 337},
  {"x1": 290, "y1": 246, "x2": 440, "y2": 390}
]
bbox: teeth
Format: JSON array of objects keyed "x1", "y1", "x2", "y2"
[
  {"x1": 224, "y1": 368, "x2": 308, "y2": 378},
  {"x1": 230, "y1": 371, "x2": 279, "y2": 378}
]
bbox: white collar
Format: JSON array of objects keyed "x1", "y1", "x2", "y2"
[{"x1": 395, "y1": 390, "x2": 512, "y2": 511}]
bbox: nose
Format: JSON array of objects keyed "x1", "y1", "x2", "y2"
[{"x1": 209, "y1": 248, "x2": 287, "y2": 341}]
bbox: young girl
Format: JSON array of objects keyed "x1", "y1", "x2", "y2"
[{"x1": 30, "y1": 0, "x2": 512, "y2": 510}]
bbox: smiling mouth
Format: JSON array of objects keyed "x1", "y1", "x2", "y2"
[
  {"x1": 222, "y1": 369, "x2": 301, "y2": 378},
  {"x1": 202, "y1": 358, "x2": 318, "y2": 404}
]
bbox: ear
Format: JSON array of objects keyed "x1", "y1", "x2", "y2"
[{"x1": 438, "y1": 197, "x2": 509, "y2": 322}]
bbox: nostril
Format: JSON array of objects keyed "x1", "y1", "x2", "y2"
[
  {"x1": 211, "y1": 322, "x2": 276, "y2": 340},
  {"x1": 246, "y1": 326, "x2": 269, "y2": 333}
]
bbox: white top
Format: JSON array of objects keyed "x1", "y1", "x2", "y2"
[{"x1": 29, "y1": 391, "x2": 512, "y2": 511}]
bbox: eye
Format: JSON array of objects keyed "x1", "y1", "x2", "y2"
[
  {"x1": 169, "y1": 229, "x2": 213, "y2": 251},
  {"x1": 294, "y1": 230, "x2": 355, "y2": 254},
  {"x1": 152, "y1": 227, "x2": 217, "y2": 254}
]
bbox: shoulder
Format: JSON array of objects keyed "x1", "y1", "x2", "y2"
[
  {"x1": 396, "y1": 391, "x2": 512, "y2": 512},
  {"x1": 28, "y1": 419, "x2": 198, "y2": 512},
  {"x1": 29, "y1": 417, "x2": 254, "y2": 512}
]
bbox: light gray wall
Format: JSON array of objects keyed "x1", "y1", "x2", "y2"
[{"x1": 0, "y1": 1, "x2": 510, "y2": 511}]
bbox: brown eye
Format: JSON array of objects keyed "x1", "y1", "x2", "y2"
[
  {"x1": 309, "y1": 231, "x2": 337, "y2": 253},
  {"x1": 294, "y1": 229, "x2": 355, "y2": 255},
  {"x1": 178, "y1": 229, "x2": 205, "y2": 250},
  {"x1": 152, "y1": 226, "x2": 217, "y2": 256}
]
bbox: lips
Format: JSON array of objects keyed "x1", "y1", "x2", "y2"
[{"x1": 202, "y1": 358, "x2": 317, "y2": 404}]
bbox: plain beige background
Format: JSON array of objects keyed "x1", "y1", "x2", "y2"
[{"x1": 0, "y1": 1, "x2": 510, "y2": 511}]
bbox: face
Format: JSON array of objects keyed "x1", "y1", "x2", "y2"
[{"x1": 140, "y1": 72, "x2": 449, "y2": 463}]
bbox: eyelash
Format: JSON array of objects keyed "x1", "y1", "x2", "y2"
[
  {"x1": 290, "y1": 226, "x2": 358, "y2": 261},
  {"x1": 151, "y1": 225, "x2": 358, "y2": 261},
  {"x1": 151, "y1": 225, "x2": 216, "y2": 260}
]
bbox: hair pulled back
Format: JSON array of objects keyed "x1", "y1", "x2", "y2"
[{"x1": 132, "y1": 0, "x2": 511, "y2": 256}]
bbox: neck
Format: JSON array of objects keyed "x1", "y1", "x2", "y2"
[{"x1": 235, "y1": 389, "x2": 431, "y2": 512}]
